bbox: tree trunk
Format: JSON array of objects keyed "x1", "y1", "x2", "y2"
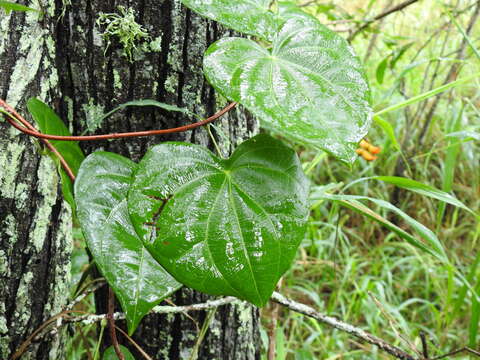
[
  {"x1": 0, "y1": 2, "x2": 73, "y2": 359},
  {"x1": 1, "y1": 0, "x2": 260, "y2": 359}
]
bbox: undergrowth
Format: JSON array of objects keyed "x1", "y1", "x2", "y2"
[{"x1": 262, "y1": 0, "x2": 480, "y2": 359}]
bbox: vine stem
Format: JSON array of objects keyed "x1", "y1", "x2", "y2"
[
  {"x1": 1, "y1": 100, "x2": 237, "y2": 141},
  {"x1": 108, "y1": 287, "x2": 125, "y2": 360},
  {"x1": 1, "y1": 99, "x2": 237, "y2": 183},
  {"x1": 0, "y1": 99, "x2": 76, "y2": 182}
]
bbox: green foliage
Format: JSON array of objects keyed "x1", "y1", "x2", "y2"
[
  {"x1": 198, "y1": 1, "x2": 372, "y2": 163},
  {"x1": 74, "y1": 152, "x2": 181, "y2": 334},
  {"x1": 26, "y1": 0, "x2": 477, "y2": 358},
  {"x1": 128, "y1": 134, "x2": 309, "y2": 306},
  {"x1": 270, "y1": 1, "x2": 480, "y2": 357},
  {"x1": 0, "y1": 1, "x2": 39, "y2": 14},
  {"x1": 102, "y1": 345, "x2": 135, "y2": 360},
  {"x1": 181, "y1": 0, "x2": 280, "y2": 41},
  {"x1": 27, "y1": 98, "x2": 85, "y2": 211},
  {"x1": 76, "y1": 135, "x2": 309, "y2": 312}
]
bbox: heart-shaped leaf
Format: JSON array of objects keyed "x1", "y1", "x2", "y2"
[
  {"x1": 180, "y1": 0, "x2": 281, "y2": 41},
  {"x1": 75, "y1": 152, "x2": 182, "y2": 334},
  {"x1": 128, "y1": 134, "x2": 309, "y2": 306},
  {"x1": 203, "y1": 11, "x2": 372, "y2": 163}
]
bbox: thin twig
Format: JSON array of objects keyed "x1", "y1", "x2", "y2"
[
  {"x1": 368, "y1": 291, "x2": 421, "y2": 357},
  {"x1": 108, "y1": 287, "x2": 125, "y2": 360},
  {"x1": 417, "y1": 2, "x2": 480, "y2": 145},
  {"x1": 349, "y1": 0, "x2": 422, "y2": 41},
  {"x1": 432, "y1": 347, "x2": 480, "y2": 359},
  {"x1": 67, "y1": 296, "x2": 240, "y2": 325},
  {"x1": 22, "y1": 291, "x2": 480, "y2": 360},
  {"x1": 11, "y1": 310, "x2": 90, "y2": 360},
  {"x1": 114, "y1": 326, "x2": 154, "y2": 360},
  {"x1": 270, "y1": 292, "x2": 416, "y2": 360},
  {"x1": 420, "y1": 331, "x2": 429, "y2": 359},
  {"x1": 267, "y1": 279, "x2": 283, "y2": 360}
]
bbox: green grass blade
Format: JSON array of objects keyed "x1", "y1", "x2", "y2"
[
  {"x1": 373, "y1": 116, "x2": 400, "y2": 150},
  {"x1": 373, "y1": 176, "x2": 474, "y2": 215},
  {"x1": 374, "y1": 72, "x2": 480, "y2": 117},
  {"x1": 448, "y1": 11, "x2": 480, "y2": 61},
  {"x1": 0, "y1": 1, "x2": 39, "y2": 14},
  {"x1": 310, "y1": 190, "x2": 449, "y2": 263},
  {"x1": 470, "y1": 280, "x2": 480, "y2": 347},
  {"x1": 437, "y1": 104, "x2": 463, "y2": 227}
]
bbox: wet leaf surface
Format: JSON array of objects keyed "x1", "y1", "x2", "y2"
[
  {"x1": 128, "y1": 134, "x2": 309, "y2": 306},
  {"x1": 75, "y1": 152, "x2": 181, "y2": 334},
  {"x1": 180, "y1": 0, "x2": 281, "y2": 41},
  {"x1": 203, "y1": 10, "x2": 372, "y2": 163}
]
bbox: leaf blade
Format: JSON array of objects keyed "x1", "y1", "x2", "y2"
[
  {"x1": 0, "y1": 1, "x2": 39, "y2": 14},
  {"x1": 27, "y1": 98, "x2": 85, "y2": 211},
  {"x1": 203, "y1": 12, "x2": 372, "y2": 163},
  {"x1": 128, "y1": 134, "x2": 309, "y2": 306},
  {"x1": 75, "y1": 152, "x2": 182, "y2": 334},
  {"x1": 180, "y1": 0, "x2": 281, "y2": 41}
]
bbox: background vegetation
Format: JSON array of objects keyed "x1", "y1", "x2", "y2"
[
  {"x1": 65, "y1": 0, "x2": 479, "y2": 358},
  {"x1": 263, "y1": 0, "x2": 480, "y2": 359}
]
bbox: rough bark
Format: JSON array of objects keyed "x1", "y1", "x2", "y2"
[
  {"x1": 0, "y1": 2, "x2": 72, "y2": 359},
  {"x1": 1, "y1": 0, "x2": 260, "y2": 359}
]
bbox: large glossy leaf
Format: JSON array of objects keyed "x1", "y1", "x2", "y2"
[
  {"x1": 180, "y1": 0, "x2": 280, "y2": 41},
  {"x1": 203, "y1": 12, "x2": 371, "y2": 163},
  {"x1": 27, "y1": 98, "x2": 85, "y2": 210},
  {"x1": 128, "y1": 134, "x2": 309, "y2": 306},
  {"x1": 75, "y1": 152, "x2": 181, "y2": 334}
]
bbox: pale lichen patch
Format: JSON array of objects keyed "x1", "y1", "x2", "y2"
[
  {"x1": 0, "y1": 141, "x2": 25, "y2": 199},
  {"x1": 6, "y1": 11, "x2": 47, "y2": 107},
  {"x1": 82, "y1": 99, "x2": 105, "y2": 133},
  {"x1": 29, "y1": 156, "x2": 59, "y2": 252}
]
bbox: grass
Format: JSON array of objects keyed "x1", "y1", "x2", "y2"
[{"x1": 261, "y1": 0, "x2": 480, "y2": 358}]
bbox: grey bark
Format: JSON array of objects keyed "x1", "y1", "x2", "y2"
[
  {"x1": 0, "y1": 1, "x2": 73, "y2": 359},
  {"x1": 1, "y1": 0, "x2": 260, "y2": 359}
]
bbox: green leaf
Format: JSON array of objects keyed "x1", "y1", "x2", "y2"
[
  {"x1": 203, "y1": 12, "x2": 372, "y2": 163},
  {"x1": 374, "y1": 116, "x2": 401, "y2": 150},
  {"x1": 445, "y1": 130, "x2": 480, "y2": 142},
  {"x1": 75, "y1": 152, "x2": 181, "y2": 334},
  {"x1": 310, "y1": 189, "x2": 449, "y2": 262},
  {"x1": 372, "y1": 176, "x2": 474, "y2": 215},
  {"x1": 180, "y1": 0, "x2": 281, "y2": 41},
  {"x1": 376, "y1": 56, "x2": 389, "y2": 84},
  {"x1": 128, "y1": 134, "x2": 309, "y2": 307},
  {"x1": 374, "y1": 72, "x2": 480, "y2": 117},
  {"x1": 27, "y1": 98, "x2": 85, "y2": 211},
  {"x1": 0, "y1": 1, "x2": 39, "y2": 14},
  {"x1": 90, "y1": 99, "x2": 198, "y2": 133},
  {"x1": 102, "y1": 345, "x2": 135, "y2": 360}
]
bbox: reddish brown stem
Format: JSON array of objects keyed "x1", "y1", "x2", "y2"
[
  {"x1": 3, "y1": 101, "x2": 237, "y2": 141},
  {"x1": 1, "y1": 99, "x2": 237, "y2": 183},
  {"x1": 108, "y1": 287, "x2": 125, "y2": 360},
  {"x1": 0, "y1": 99, "x2": 76, "y2": 182}
]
